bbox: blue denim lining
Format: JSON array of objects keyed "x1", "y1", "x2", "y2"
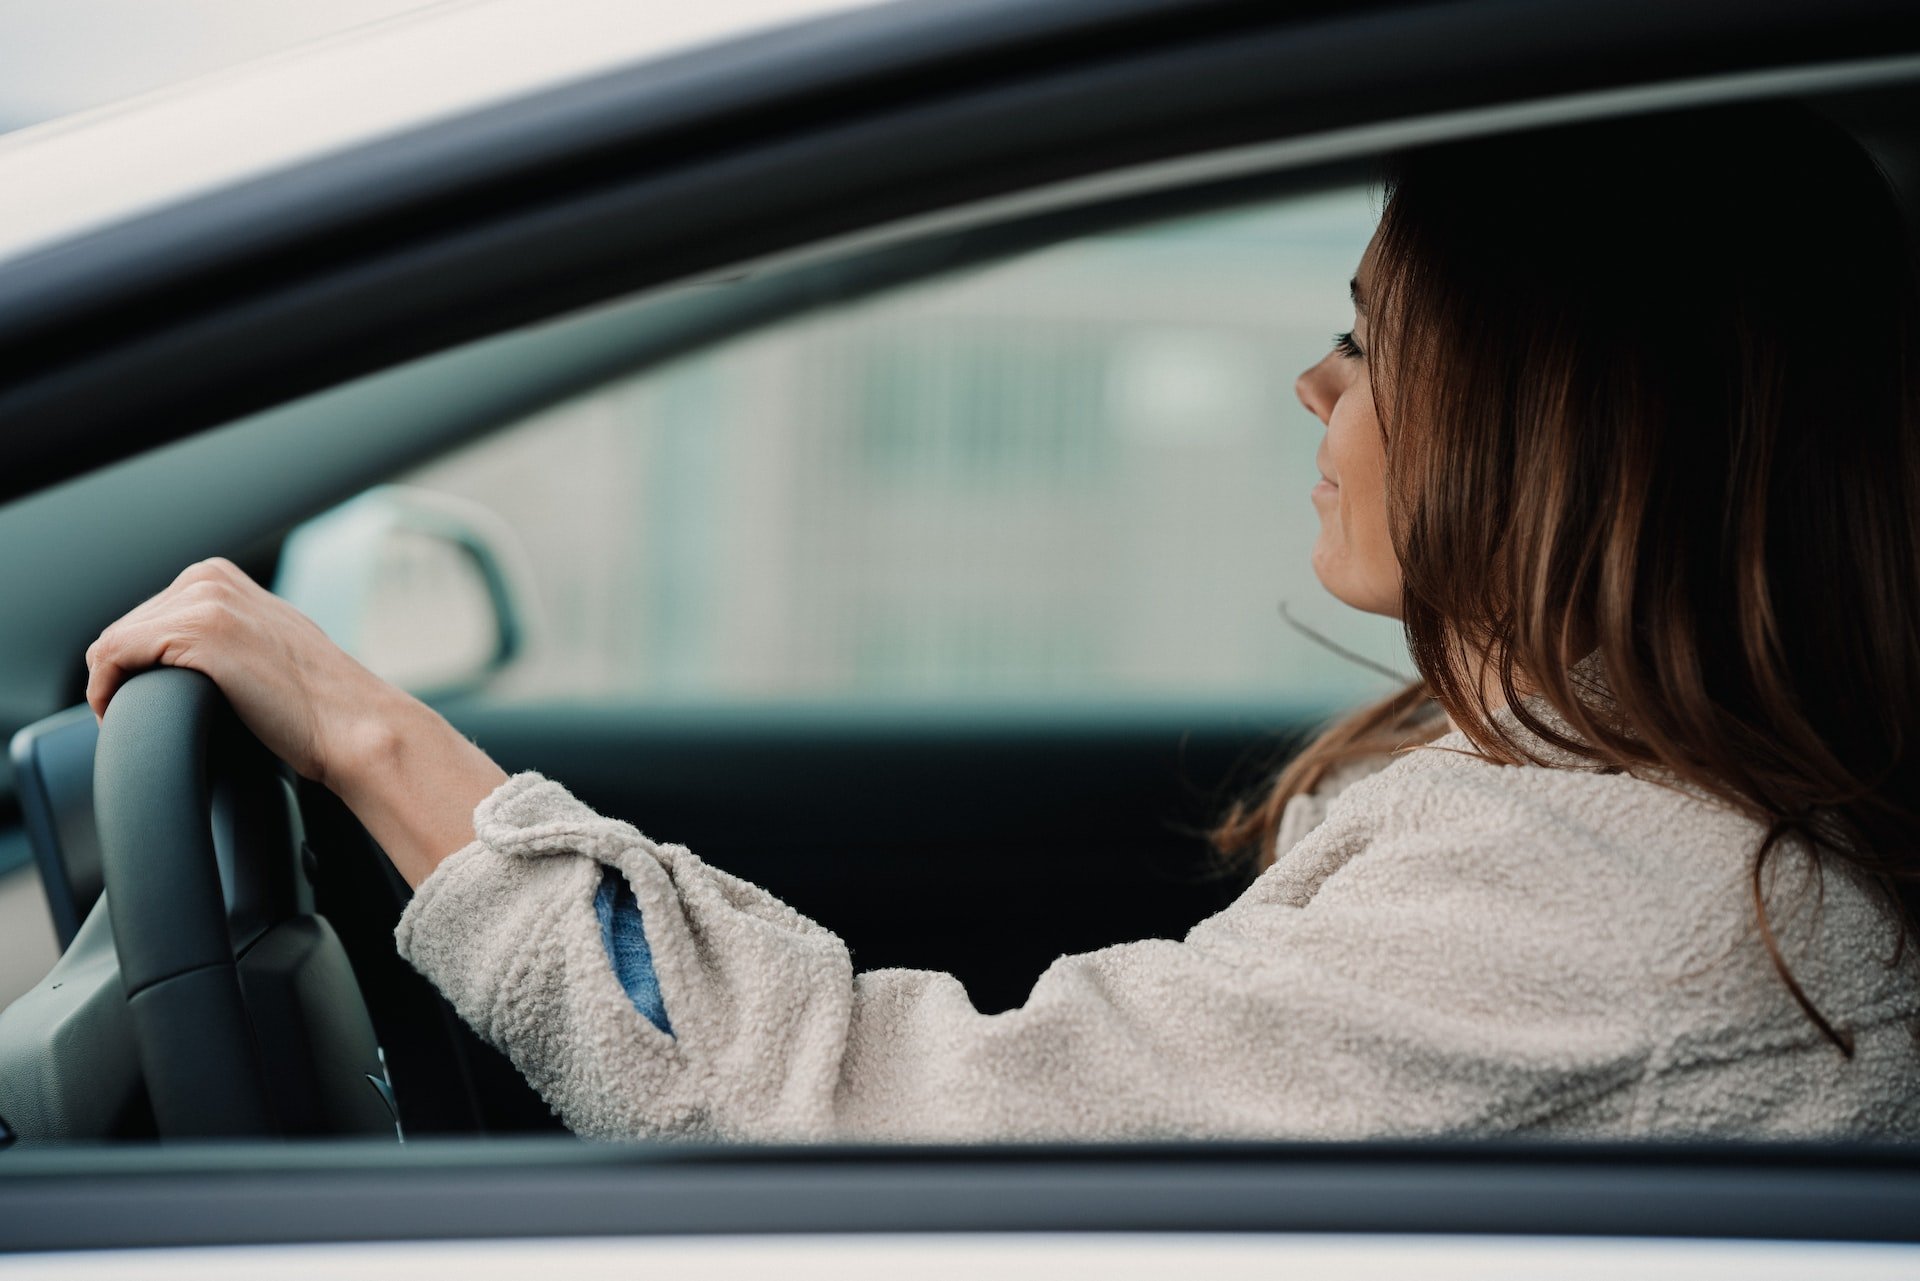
[{"x1": 593, "y1": 865, "x2": 672, "y2": 1035}]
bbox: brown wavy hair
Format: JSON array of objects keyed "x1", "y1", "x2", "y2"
[{"x1": 1214, "y1": 101, "x2": 1920, "y2": 1054}]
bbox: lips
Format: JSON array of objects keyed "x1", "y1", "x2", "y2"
[{"x1": 1315, "y1": 449, "x2": 1336, "y2": 487}]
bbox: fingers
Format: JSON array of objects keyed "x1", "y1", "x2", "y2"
[
  {"x1": 97, "y1": 558, "x2": 250, "y2": 640},
  {"x1": 85, "y1": 622, "x2": 155, "y2": 722},
  {"x1": 85, "y1": 559, "x2": 255, "y2": 720},
  {"x1": 85, "y1": 612, "x2": 208, "y2": 721}
]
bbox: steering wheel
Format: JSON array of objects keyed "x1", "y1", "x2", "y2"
[{"x1": 94, "y1": 667, "x2": 400, "y2": 1140}]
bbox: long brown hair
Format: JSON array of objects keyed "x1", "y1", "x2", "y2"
[{"x1": 1215, "y1": 101, "x2": 1920, "y2": 1053}]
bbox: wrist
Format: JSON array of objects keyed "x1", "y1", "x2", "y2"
[
  {"x1": 318, "y1": 678, "x2": 429, "y2": 798},
  {"x1": 319, "y1": 682, "x2": 510, "y2": 889}
]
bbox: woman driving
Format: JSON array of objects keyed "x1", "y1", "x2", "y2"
[{"x1": 82, "y1": 101, "x2": 1920, "y2": 1141}]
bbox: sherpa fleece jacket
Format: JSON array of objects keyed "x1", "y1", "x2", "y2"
[{"x1": 394, "y1": 701, "x2": 1920, "y2": 1143}]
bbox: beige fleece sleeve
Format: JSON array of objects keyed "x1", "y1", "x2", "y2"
[{"x1": 395, "y1": 770, "x2": 1666, "y2": 1143}]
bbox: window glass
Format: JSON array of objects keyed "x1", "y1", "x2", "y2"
[{"x1": 292, "y1": 186, "x2": 1408, "y2": 709}]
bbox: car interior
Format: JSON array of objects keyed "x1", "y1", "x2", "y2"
[
  {"x1": 0, "y1": 0, "x2": 1918, "y2": 1253},
  {"x1": 0, "y1": 75, "x2": 1915, "y2": 1145}
]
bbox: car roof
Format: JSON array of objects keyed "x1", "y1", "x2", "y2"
[{"x1": 0, "y1": 0, "x2": 894, "y2": 267}]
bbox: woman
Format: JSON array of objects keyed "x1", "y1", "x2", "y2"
[{"x1": 85, "y1": 101, "x2": 1920, "y2": 1141}]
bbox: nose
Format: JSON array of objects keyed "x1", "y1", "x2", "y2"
[{"x1": 1295, "y1": 353, "x2": 1337, "y2": 426}]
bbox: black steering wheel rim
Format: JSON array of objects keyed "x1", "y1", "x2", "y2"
[
  {"x1": 94, "y1": 667, "x2": 397, "y2": 1140},
  {"x1": 95, "y1": 668, "x2": 280, "y2": 1136}
]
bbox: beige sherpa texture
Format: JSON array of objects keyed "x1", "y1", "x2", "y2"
[{"x1": 395, "y1": 705, "x2": 1920, "y2": 1143}]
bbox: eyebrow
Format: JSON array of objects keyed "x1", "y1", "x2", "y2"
[{"x1": 1349, "y1": 277, "x2": 1368, "y2": 312}]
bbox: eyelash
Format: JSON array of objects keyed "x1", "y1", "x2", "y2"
[{"x1": 1332, "y1": 330, "x2": 1365, "y2": 360}]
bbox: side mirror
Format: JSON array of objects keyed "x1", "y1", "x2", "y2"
[{"x1": 275, "y1": 486, "x2": 533, "y2": 700}]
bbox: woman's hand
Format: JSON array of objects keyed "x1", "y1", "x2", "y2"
[
  {"x1": 84, "y1": 557, "x2": 508, "y2": 887},
  {"x1": 87, "y1": 558, "x2": 392, "y2": 787}
]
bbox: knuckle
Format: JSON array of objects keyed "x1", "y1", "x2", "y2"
[{"x1": 175, "y1": 558, "x2": 235, "y2": 587}]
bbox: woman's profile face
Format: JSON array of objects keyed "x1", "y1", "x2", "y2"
[{"x1": 1295, "y1": 233, "x2": 1402, "y2": 618}]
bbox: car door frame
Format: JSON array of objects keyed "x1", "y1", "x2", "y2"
[{"x1": 2, "y1": 0, "x2": 1920, "y2": 1256}]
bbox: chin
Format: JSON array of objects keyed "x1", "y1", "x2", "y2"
[{"x1": 1311, "y1": 553, "x2": 1400, "y2": 619}]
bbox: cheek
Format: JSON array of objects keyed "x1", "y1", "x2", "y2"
[
  {"x1": 1326, "y1": 390, "x2": 1383, "y2": 488},
  {"x1": 1314, "y1": 388, "x2": 1400, "y2": 613}
]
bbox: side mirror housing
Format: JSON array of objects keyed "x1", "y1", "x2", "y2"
[{"x1": 275, "y1": 486, "x2": 532, "y2": 700}]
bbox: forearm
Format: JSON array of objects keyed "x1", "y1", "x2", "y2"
[{"x1": 325, "y1": 688, "x2": 508, "y2": 889}]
